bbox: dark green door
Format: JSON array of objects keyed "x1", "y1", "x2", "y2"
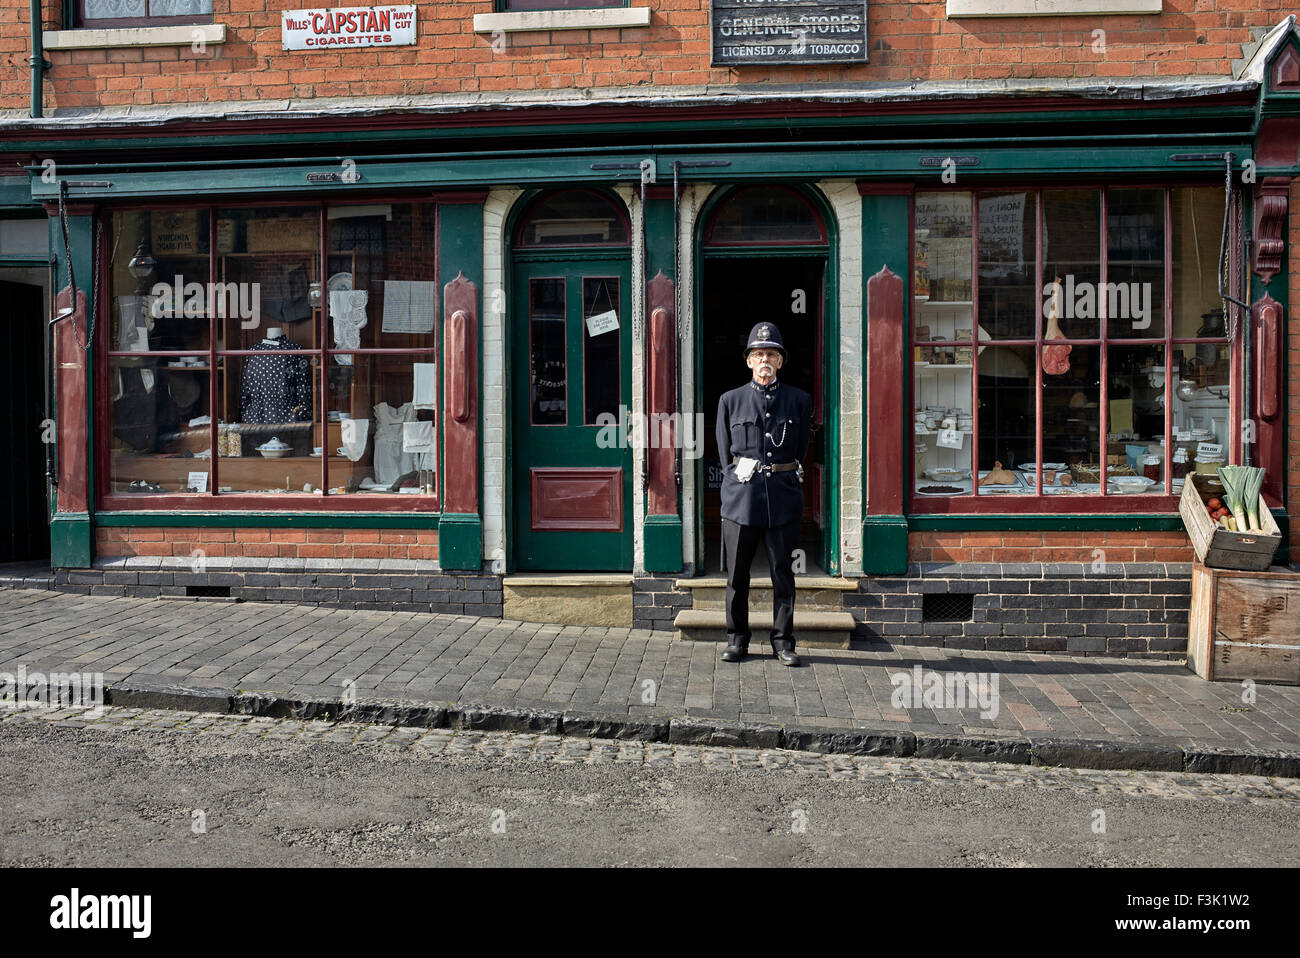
[
  {"x1": 511, "y1": 256, "x2": 633, "y2": 570},
  {"x1": 0, "y1": 281, "x2": 51, "y2": 563}
]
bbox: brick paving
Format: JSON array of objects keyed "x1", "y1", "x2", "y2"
[
  {"x1": 5, "y1": 705, "x2": 1299, "y2": 805},
  {"x1": 1, "y1": 588, "x2": 1298, "y2": 752}
]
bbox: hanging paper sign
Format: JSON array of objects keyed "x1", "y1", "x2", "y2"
[
  {"x1": 282, "y1": 5, "x2": 417, "y2": 51},
  {"x1": 585, "y1": 309, "x2": 619, "y2": 337}
]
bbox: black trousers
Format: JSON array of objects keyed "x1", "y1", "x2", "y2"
[{"x1": 722, "y1": 517, "x2": 800, "y2": 652}]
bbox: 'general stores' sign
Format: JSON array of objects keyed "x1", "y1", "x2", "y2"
[
  {"x1": 711, "y1": 0, "x2": 868, "y2": 66},
  {"x1": 282, "y1": 5, "x2": 416, "y2": 50}
]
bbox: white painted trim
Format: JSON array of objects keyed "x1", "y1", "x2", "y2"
[
  {"x1": 481, "y1": 187, "x2": 524, "y2": 576},
  {"x1": 816, "y1": 180, "x2": 864, "y2": 579},
  {"x1": 473, "y1": 8, "x2": 651, "y2": 34},
  {"x1": 678, "y1": 183, "x2": 715, "y2": 575},
  {"x1": 43, "y1": 24, "x2": 226, "y2": 50},
  {"x1": 614, "y1": 183, "x2": 646, "y2": 574},
  {"x1": 947, "y1": 0, "x2": 1160, "y2": 16}
]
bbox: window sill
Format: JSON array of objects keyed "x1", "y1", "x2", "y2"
[
  {"x1": 946, "y1": 0, "x2": 1160, "y2": 15},
  {"x1": 473, "y1": 8, "x2": 651, "y2": 34},
  {"x1": 42, "y1": 23, "x2": 226, "y2": 51}
]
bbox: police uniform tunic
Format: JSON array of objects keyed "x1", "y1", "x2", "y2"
[
  {"x1": 715, "y1": 377, "x2": 812, "y2": 651},
  {"x1": 716, "y1": 378, "x2": 812, "y2": 526}
]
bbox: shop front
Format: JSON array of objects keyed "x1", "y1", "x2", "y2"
[{"x1": 5, "y1": 24, "x2": 1298, "y2": 655}]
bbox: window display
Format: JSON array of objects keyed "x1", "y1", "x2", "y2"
[
  {"x1": 912, "y1": 186, "x2": 1230, "y2": 503},
  {"x1": 103, "y1": 202, "x2": 440, "y2": 504}
]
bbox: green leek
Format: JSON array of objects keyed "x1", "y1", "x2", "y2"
[
  {"x1": 1217, "y1": 465, "x2": 1249, "y2": 534},
  {"x1": 1218, "y1": 465, "x2": 1267, "y2": 533}
]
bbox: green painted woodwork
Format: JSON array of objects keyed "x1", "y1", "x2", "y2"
[
  {"x1": 95, "y1": 512, "x2": 441, "y2": 528},
  {"x1": 23, "y1": 144, "x2": 1258, "y2": 204},
  {"x1": 910, "y1": 515, "x2": 1190, "y2": 531},
  {"x1": 438, "y1": 198, "x2": 485, "y2": 524},
  {"x1": 49, "y1": 513, "x2": 91, "y2": 568},
  {"x1": 858, "y1": 190, "x2": 912, "y2": 576},
  {"x1": 438, "y1": 513, "x2": 482, "y2": 571},
  {"x1": 509, "y1": 256, "x2": 634, "y2": 571},
  {"x1": 861, "y1": 517, "x2": 909, "y2": 575},
  {"x1": 643, "y1": 514, "x2": 683, "y2": 573}
]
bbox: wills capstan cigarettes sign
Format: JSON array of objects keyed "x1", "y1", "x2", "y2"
[{"x1": 282, "y1": 5, "x2": 417, "y2": 50}]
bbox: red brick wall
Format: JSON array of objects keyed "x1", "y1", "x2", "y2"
[
  {"x1": 909, "y1": 530, "x2": 1193, "y2": 563},
  {"x1": 3, "y1": 0, "x2": 1292, "y2": 112},
  {"x1": 96, "y1": 527, "x2": 439, "y2": 561},
  {"x1": 1290, "y1": 180, "x2": 1300, "y2": 550}
]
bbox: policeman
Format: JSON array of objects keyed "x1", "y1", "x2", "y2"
[{"x1": 715, "y1": 322, "x2": 812, "y2": 666}]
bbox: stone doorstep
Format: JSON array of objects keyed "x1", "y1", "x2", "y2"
[
  {"x1": 687, "y1": 587, "x2": 851, "y2": 613},
  {"x1": 502, "y1": 576, "x2": 634, "y2": 628},
  {"x1": 672, "y1": 609, "x2": 855, "y2": 649},
  {"x1": 504, "y1": 574, "x2": 634, "y2": 588},
  {"x1": 675, "y1": 575, "x2": 858, "y2": 592}
]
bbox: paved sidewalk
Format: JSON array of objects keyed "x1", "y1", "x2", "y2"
[{"x1": 1, "y1": 588, "x2": 1298, "y2": 774}]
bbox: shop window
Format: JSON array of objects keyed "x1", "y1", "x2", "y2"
[
  {"x1": 911, "y1": 186, "x2": 1230, "y2": 507},
  {"x1": 582, "y1": 276, "x2": 621, "y2": 425},
  {"x1": 80, "y1": 0, "x2": 212, "y2": 28},
  {"x1": 103, "y1": 201, "x2": 440, "y2": 506},
  {"x1": 529, "y1": 277, "x2": 567, "y2": 425}
]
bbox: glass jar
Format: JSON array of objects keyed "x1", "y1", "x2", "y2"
[
  {"x1": 1195, "y1": 453, "x2": 1224, "y2": 476},
  {"x1": 1142, "y1": 455, "x2": 1162, "y2": 481}
]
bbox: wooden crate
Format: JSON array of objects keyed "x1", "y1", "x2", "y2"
[
  {"x1": 1179, "y1": 472, "x2": 1281, "y2": 571},
  {"x1": 1188, "y1": 560, "x2": 1300, "y2": 684}
]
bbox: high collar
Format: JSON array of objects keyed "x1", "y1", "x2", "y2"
[{"x1": 749, "y1": 377, "x2": 780, "y2": 395}]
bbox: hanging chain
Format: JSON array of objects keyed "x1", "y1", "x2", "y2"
[
  {"x1": 87, "y1": 218, "x2": 101, "y2": 353},
  {"x1": 1221, "y1": 154, "x2": 1241, "y2": 344},
  {"x1": 766, "y1": 419, "x2": 790, "y2": 448},
  {"x1": 57, "y1": 181, "x2": 99, "y2": 352}
]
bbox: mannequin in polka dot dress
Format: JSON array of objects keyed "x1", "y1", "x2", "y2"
[{"x1": 241, "y1": 329, "x2": 312, "y2": 425}]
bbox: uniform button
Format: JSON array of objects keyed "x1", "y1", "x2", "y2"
[
  {"x1": 766, "y1": 452, "x2": 772, "y2": 458},
  {"x1": 765, "y1": 412, "x2": 771, "y2": 418}
]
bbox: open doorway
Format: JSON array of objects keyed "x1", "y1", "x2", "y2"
[
  {"x1": 698, "y1": 255, "x2": 827, "y2": 574},
  {"x1": 0, "y1": 279, "x2": 51, "y2": 564}
]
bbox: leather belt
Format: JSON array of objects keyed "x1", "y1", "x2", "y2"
[{"x1": 733, "y1": 456, "x2": 798, "y2": 474}]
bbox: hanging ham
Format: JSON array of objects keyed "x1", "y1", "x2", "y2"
[{"x1": 1043, "y1": 277, "x2": 1071, "y2": 375}]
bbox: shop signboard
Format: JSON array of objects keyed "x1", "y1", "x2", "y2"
[
  {"x1": 711, "y1": 0, "x2": 869, "y2": 67},
  {"x1": 282, "y1": 6, "x2": 417, "y2": 50}
]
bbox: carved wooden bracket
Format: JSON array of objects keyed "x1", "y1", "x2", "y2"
[{"x1": 1252, "y1": 177, "x2": 1289, "y2": 284}]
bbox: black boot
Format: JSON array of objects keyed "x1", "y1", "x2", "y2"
[
  {"x1": 721, "y1": 637, "x2": 748, "y2": 663},
  {"x1": 770, "y1": 641, "x2": 801, "y2": 667}
]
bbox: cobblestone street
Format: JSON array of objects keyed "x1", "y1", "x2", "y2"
[{"x1": 2, "y1": 705, "x2": 1298, "y2": 867}]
